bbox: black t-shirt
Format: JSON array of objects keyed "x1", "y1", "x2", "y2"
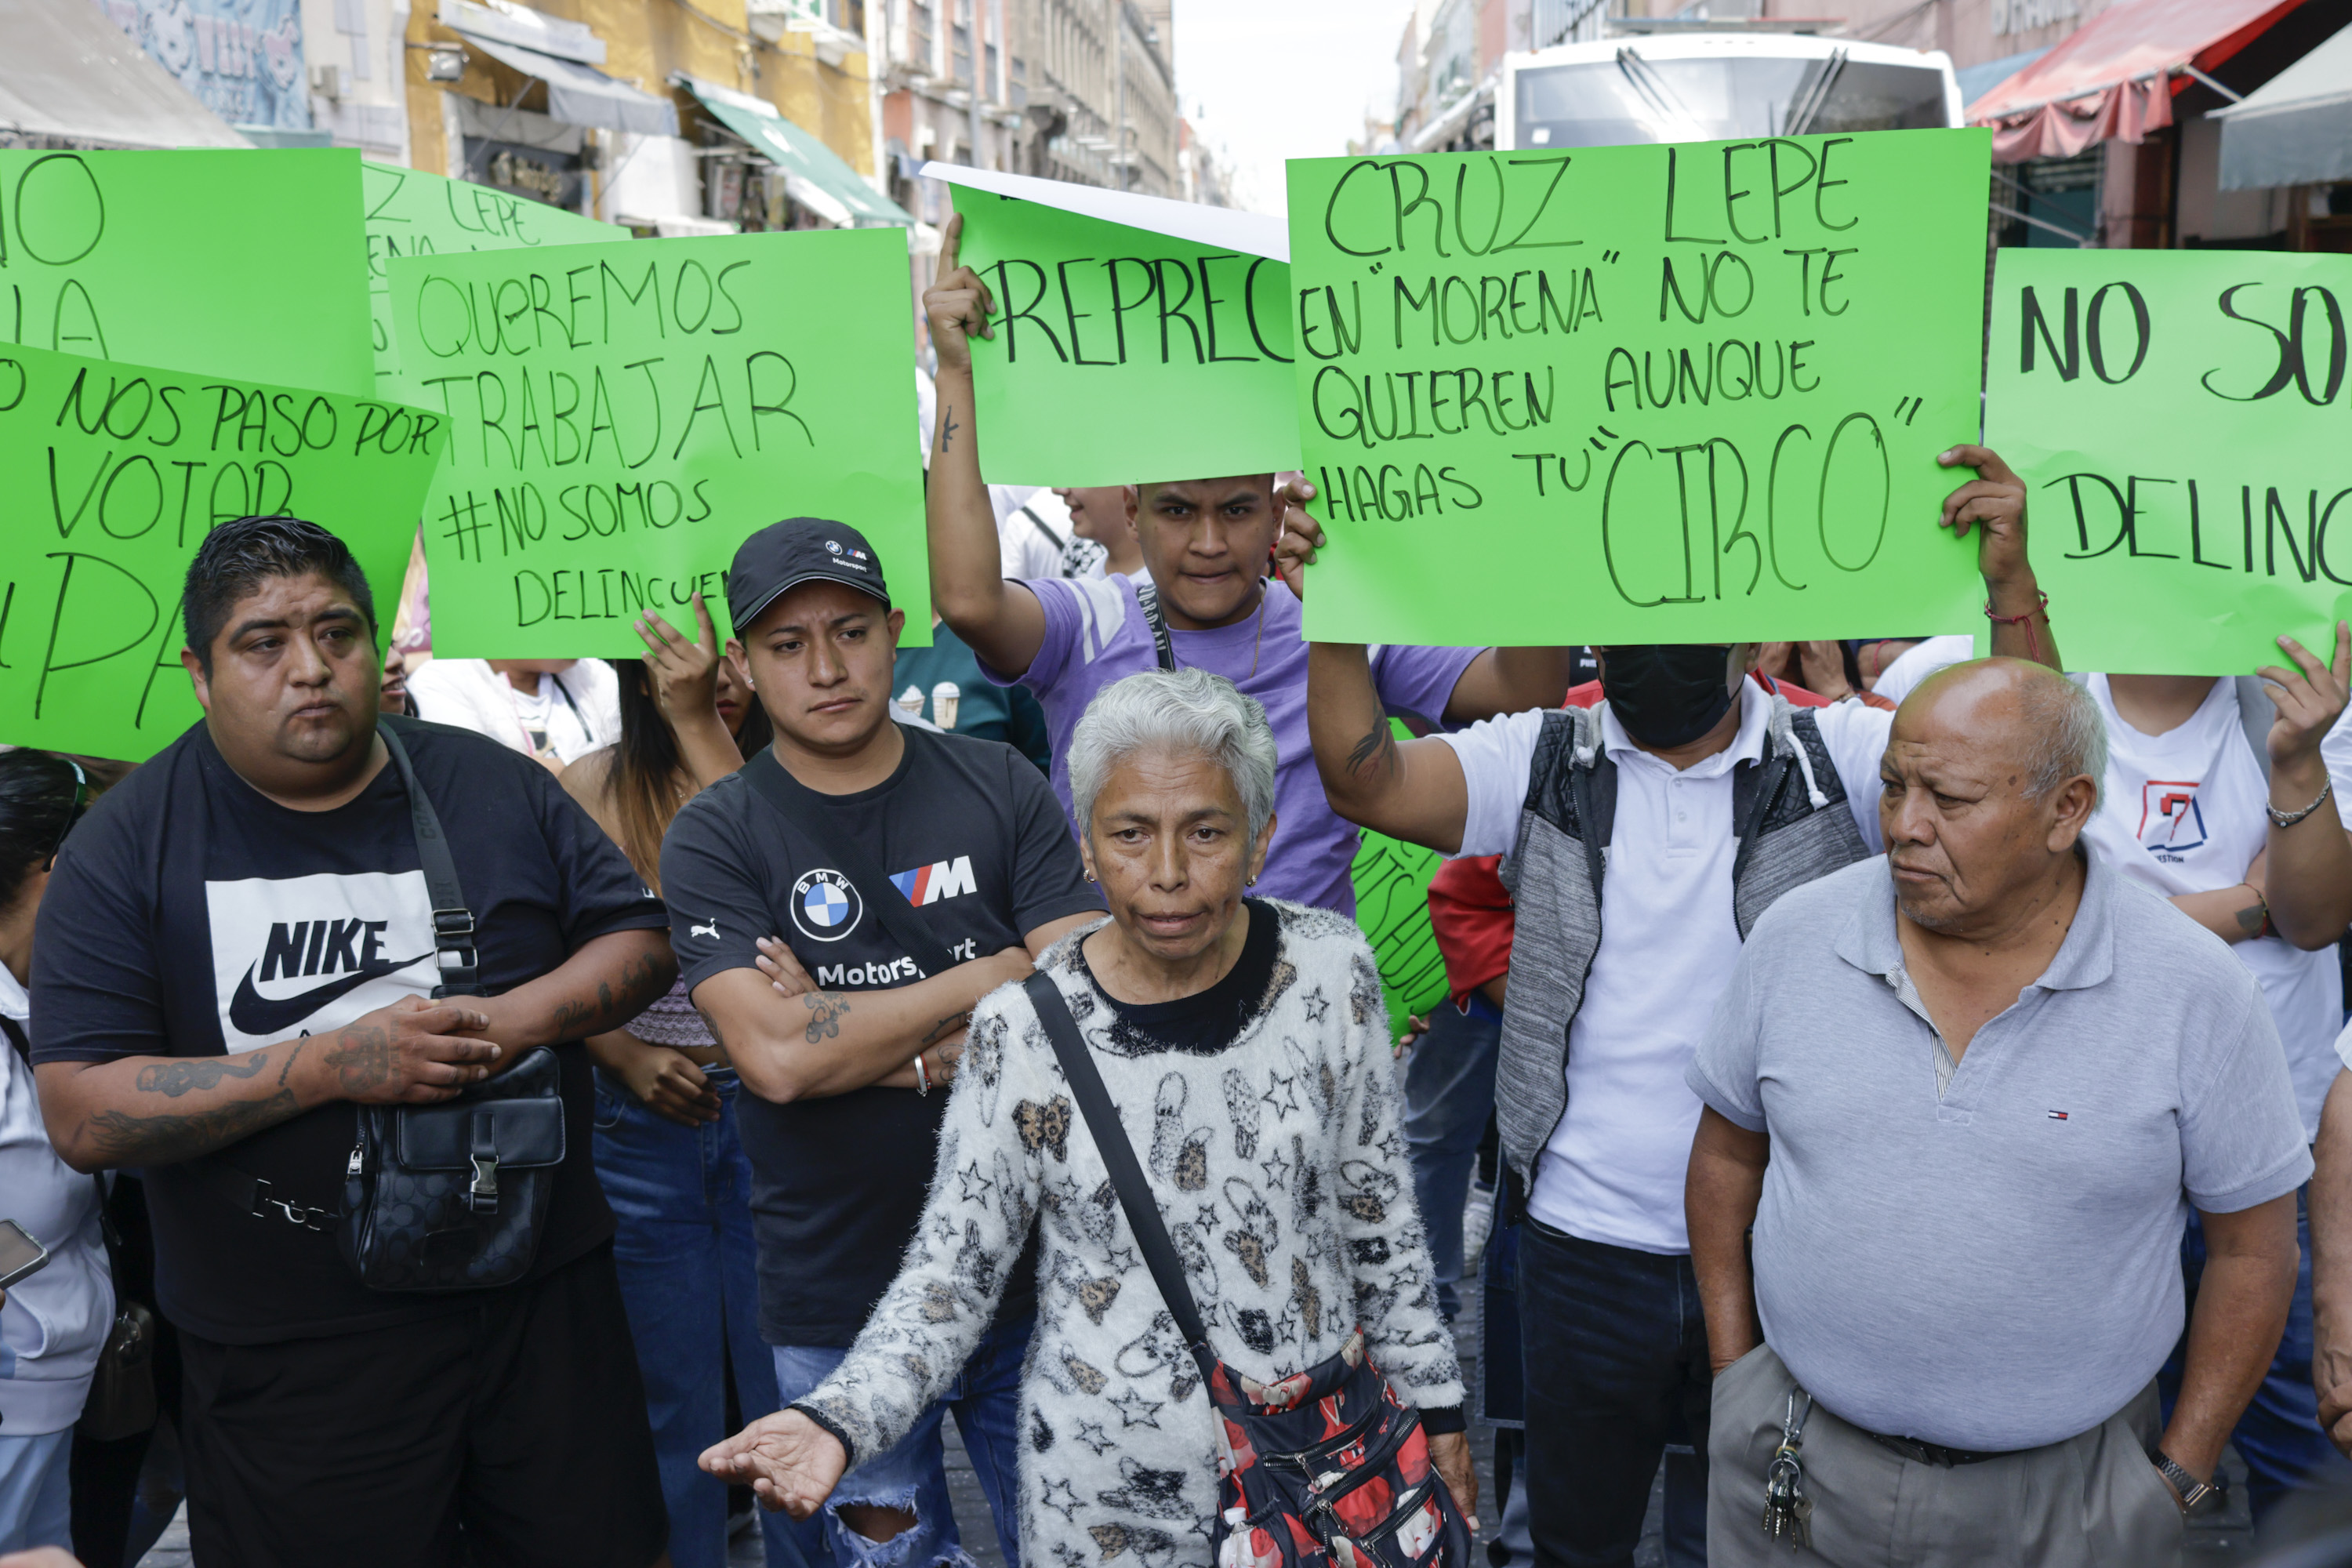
[
  {"x1": 661, "y1": 723, "x2": 1101, "y2": 1347},
  {"x1": 1078, "y1": 899, "x2": 1279, "y2": 1056},
  {"x1": 29, "y1": 716, "x2": 667, "y2": 1345}
]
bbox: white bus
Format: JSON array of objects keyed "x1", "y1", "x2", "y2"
[{"x1": 1497, "y1": 29, "x2": 1962, "y2": 151}]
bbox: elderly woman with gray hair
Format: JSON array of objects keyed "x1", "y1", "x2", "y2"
[{"x1": 703, "y1": 667, "x2": 1473, "y2": 1564}]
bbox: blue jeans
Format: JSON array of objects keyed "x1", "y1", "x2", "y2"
[
  {"x1": 1403, "y1": 995, "x2": 1502, "y2": 1321},
  {"x1": 771, "y1": 1316, "x2": 1032, "y2": 1568},
  {"x1": 594, "y1": 1065, "x2": 800, "y2": 1568},
  {"x1": 2159, "y1": 1184, "x2": 2351, "y2": 1524},
  {"x1": 1519, "y1": 1218, "x2": 1708, "y2": 1568}
]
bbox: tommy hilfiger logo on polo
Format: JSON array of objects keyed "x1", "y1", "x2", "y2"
[{"x1": 207, "y1": 872, "x2": 440, "y2": 1054}]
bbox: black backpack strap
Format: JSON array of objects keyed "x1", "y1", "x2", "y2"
[
  {"x1": 1018, "y1": 504, "x2": 1068, "y2": 554},
  {"x1": 1133, "y1": 582, "x2": 1178, "y2": 673},
  {"x1": 1021, "y1": 972, "x2": 1212, "y2": 1357},
  {"x1": 739, "y1": 750, "x2": 958, "y2": 978},
  {"x1": 379, "y1": 723, "x2": 480, "y2": 997},
  {"x1": 0, "y1": 1014, "x2": 25, "y2": 1063}
]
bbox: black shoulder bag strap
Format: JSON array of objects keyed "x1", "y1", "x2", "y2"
[
  {"x1": 1133, "y1": 582, "x2": 1178, "y2": 673},
  {"x1": 379, "y1": 724, "x2": 481, "y2": 997},
  {"x1": 1018, "y1": 504, "x2": 1068, "y2": 554},
  {"x1": 1021, "y1": 972, "x2": 1214, "y2": 1361},
  {"x1": 739, "y1": 750, "x2": 957, "y2": 978}
]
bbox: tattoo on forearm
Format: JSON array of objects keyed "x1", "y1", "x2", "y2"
[
  {"x1": 920, "y1": 1011, "x2": 969, "y2": 1047},
  {"x1": 136, "y1": 1052, "x2": 267, "y2": 1098},
  {"x1": 804, "y1": 990, "x2": 850, "y2": 1044},
  {"x1": 276, "y1": 1041, "x2": 306, "y2": 1087},
  {"x1": 695, "y1": 1008, "x2": 727, "y2": 1050},
  {"x1": 85, "y1": 1090, "x2": 300, "y2": 1166},
  {"x1": 2238, "y1": 899, "x2": 2268, "y2": 935},
  {"x1": 941, "y1": 404, "x2": 958, "y2": 452},
  {"x1": 552, "y1": 951, "x2": 669, "y2": 1040}
]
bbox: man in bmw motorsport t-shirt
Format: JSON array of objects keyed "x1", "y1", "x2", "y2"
[{"x1": 662, "y1": 518, "x2": 1101, "y2": 1568}]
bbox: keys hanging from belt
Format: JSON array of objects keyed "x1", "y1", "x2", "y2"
[{"x1": 1762, "y1": 1388, "x2": 1815, "y2": 1550}]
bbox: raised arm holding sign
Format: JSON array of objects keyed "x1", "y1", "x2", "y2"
[{"x1": 923, "y1": 213, "x2": 1573, "y2": 915}]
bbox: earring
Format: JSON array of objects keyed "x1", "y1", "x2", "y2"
[
  {"x1": 1084, "y1": 871, "x2": 1096, "y2": 883},
  {"x1": 1246, "y1": 876, "x2": 1257, "y2": 887}
]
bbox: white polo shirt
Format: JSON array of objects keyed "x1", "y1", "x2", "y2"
[{"x1": 1438, "y1": 682, "x2": 1893, "y2": 1253}]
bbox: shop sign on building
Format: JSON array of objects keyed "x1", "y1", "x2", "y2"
[{"x1": 90, "y1": 0, "x2": 311, "y2": 130}]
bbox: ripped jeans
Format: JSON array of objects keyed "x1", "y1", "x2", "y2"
[{"x1": 770, "y1": 1316, "x2": 1031, "y2": 1568}]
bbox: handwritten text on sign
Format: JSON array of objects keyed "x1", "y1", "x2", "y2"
[
  {"x1": 0, "y1": 148, "x2": 374, "y2": 397},
  {"x1": 390, "y1": 226, "x2": 927, "y2": 656},
  {"x1": 953, "y1": 190, "x2": 1299, "y2": 487},
  {"x1": 1286, "y1": 132, "x2": 1992, "y2": 647},
  {"x1": 0, "y1": 343, "x2": 440, "y2": 759},
  {"x1": 363, "y1": 161, "x2": 628, "y2": 404},
  {"x1": 1986, "y1": 249, "x2": 2352, "y2": 674}
]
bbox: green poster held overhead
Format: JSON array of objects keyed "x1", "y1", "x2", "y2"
[
  {"x1": 1984, "y1": 249, "x2": 2352, "y2": 674},
  {"x1": 389, "y1": 224, "x2": 930, "y2": 657},
  {"x1": 934, "y1": 164, "x2": 1299, "y2": 487},
  {"x1": 1285, "y1": 131, "x2": 1993, "y2": 648},
  {"x1": 0, "y1": 343, "x2": 444, "y2": 759},
  {"x1": 0, "y1": 148, "x2": 373, "y2": 397},
  {"x1": 363, "y1": 162, "x2": 630, "y2": 403}
]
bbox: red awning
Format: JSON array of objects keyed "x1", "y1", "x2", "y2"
[{"x1": 1966, "y1": 0, "x2": 2308, "y2": 162}]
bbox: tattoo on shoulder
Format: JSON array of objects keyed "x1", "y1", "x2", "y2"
[
  {"x1": 804, "y1": 990, "x2": 850, "y2": 1044},
  {"x1": 136, "y1": 1053, "x2": 267, "y2": 1098}
]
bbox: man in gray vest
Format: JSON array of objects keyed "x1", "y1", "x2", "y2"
[{"x1": 1294, "y1": 445, "x2": 2060, "y2": 1568}]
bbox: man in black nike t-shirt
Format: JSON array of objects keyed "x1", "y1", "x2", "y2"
[
  {"x1": 30, "y1": 517, "x2": 678, "y2": 1568},
  {"x1": 666, "y1": 518, "x2": 1100, "y2": 1568}
]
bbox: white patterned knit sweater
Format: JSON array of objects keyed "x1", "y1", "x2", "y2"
[{"x1": 798, "y1": 900, "x2": 1464, "y2": 1568}]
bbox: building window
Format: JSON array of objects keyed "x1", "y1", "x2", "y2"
[
  {"x1": 909, "y1": 0, "x2": 934, "y2": 72},
  {"x1": 1010, "y1": 54, "x2": 1027, "y2": 107}
]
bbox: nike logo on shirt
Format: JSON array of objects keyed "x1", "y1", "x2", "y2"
[{"x1": 228, "y1": 953, "x2": 431, "y2": 1037}]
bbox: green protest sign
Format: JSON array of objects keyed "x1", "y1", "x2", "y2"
[
  {"x1": 1353, "y1": 723, "x2": 1449, "y2": 1036},
  {"x1": 1984, "y1": 249, "x2": 2352, "y2": 674},
  {"x1": 1354, "y1": 829, "x2": 1448, "y2": 1036},
  {"x1": 364, "y1": 162, "x2": 629, "y2": 402},
  {"x1": 0, "y1": 343, "x2": 444, "y2": 759},
  {"x1": 1285, "y1": 131, "x2": 1992, "y2": 647},
  {"x1": 0, "y1": 149, "x2": 373, "y2": 397},
  {"x1": 389, "y1": 225, "x2": 929, "y2": 657},
  {"x1": 946, "y1": 179, "x2": 1298, "y2": 486}
]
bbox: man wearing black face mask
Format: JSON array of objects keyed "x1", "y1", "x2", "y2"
[{"x1": 1292, "y1": 445, "x2": 2060, "y2": 1568}]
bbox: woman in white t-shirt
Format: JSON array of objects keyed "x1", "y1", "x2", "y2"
[
  {"x1": 401, "y1": 656, "x2": 622, "y2": 771},
  {"x1": 2083, "y1": 623, "x2": 2352, "y2": 1523}
]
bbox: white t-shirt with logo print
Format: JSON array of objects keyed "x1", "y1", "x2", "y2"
[{"x1": 2082, "y1": 673, "x2": 2352, "y2": 1140}]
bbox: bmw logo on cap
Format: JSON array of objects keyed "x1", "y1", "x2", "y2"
[
  {"x1": 790, "y1": 869, "x2": 862, "y2": 942},
  {"x1": 826, "y1": 540, "x2": 843, "y2": 554}
]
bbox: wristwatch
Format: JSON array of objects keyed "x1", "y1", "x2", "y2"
[{"x1": 2151, "y1": 1450, "x2": 2224, "y2": 1515}]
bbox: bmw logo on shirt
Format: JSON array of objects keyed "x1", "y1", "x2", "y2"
[{"x1": 790, "y1": 869, "x2": 862, "y2": 942}]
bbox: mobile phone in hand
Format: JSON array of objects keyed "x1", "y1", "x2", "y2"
[{"x1": 0, "y1": 1218, "x2": 49, "y2": 1290}]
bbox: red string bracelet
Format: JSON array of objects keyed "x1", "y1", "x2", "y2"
[{"x1": 1984, "y1": 591, "x2": 2051, "y2": 663}]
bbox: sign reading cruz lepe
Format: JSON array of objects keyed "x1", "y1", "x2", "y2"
[
  {"x1": 0, "y1": 147, "x2": 373, "y2": 397},
  {"x1": 0, "y1": 343, "x2": 441, "y2": 760},
  {"x1": 1285, "y1": 131, "x2": 1992, "y2": 647},
  {"x1": 388, "y1": 224, "x2": 929, "y2": 657},
  {"x1": 363, "y1": 161, "x2": 629, "y2": 404},
  {"x1": 1985, "y1": 249, "x2": 2352, "y2": 675}
]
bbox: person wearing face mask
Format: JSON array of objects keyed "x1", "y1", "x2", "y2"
[{"x1": 1292, "y1": 446, "x2": 2060, "y2": 1568}]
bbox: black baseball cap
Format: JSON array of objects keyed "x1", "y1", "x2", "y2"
[{"x1": 725, "y1": 517, "x2": 892, "y2": 633}]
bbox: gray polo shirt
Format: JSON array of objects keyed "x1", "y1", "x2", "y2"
[{"x1": 1687, "y1": 852, "x2": 2311, "y2": 1453}]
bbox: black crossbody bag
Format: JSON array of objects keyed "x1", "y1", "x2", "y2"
[
  {"x1": 739, "y1": 749, "x2": 958, "y2": 977},
  {"x1": 196, "y1": 724, "x2": 564, "y2": 1291}
]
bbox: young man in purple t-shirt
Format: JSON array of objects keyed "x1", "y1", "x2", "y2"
[{"x1": 922, "y1": 216, "x2": 1573, "y2": 915}]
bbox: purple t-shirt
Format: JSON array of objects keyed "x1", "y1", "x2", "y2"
[{"x1": 985, "y1": 575, "x2": 1480, "y2": 915}]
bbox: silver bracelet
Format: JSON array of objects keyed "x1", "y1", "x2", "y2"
[
  {"x1": 2267, "y1": 775, "x2": 2335, "y2": 829},
  {"x1": 913, "y1": 1051, "x2": 931, "y2": 1096}
]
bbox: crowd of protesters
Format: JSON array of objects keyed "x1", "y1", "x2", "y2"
[{"x1": 5, "y1": 213, "x2": 2352, "y2": 1568}]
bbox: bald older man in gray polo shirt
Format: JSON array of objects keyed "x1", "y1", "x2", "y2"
[{"x1": 1686, "y1": 659, "x2": 2309, "y2": 1566}]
